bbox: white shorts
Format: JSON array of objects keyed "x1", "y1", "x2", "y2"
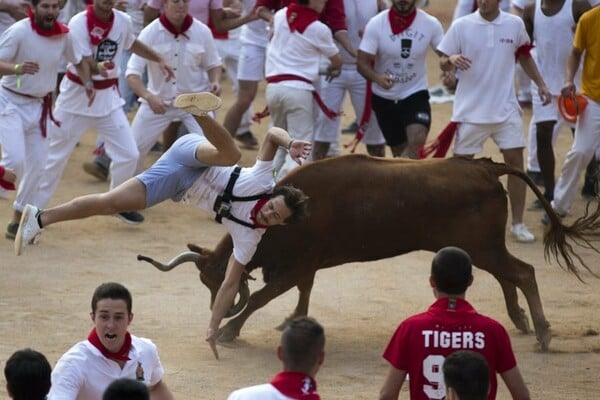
[
  {"x1": 531, "y1": 90, "x2": 575, "y2": 129},
  {"x1": 454, "y1": 112, "x2": 525, "y2": 155},
  {"x1": 237, "y1": 43, "x2": 266, "y2": 81}
]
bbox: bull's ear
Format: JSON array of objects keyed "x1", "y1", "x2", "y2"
[{"x1": 187, "y1": 243, "x2": 210, "y2": 255}]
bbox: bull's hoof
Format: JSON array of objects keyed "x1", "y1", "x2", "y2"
[
  {"x1": 536, "y1": 322, "x2": 552, "y2": 352},
  {"x1": 217, "y1": 326, "x2": 239, "y2": 343}
]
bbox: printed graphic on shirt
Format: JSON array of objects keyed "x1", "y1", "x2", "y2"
[
  {"x1": 136, "y1": 361, "x2": 145, "y2": 381},
  {"x1": 96, "y1": 38, "x2": 117, "y2": 61}
]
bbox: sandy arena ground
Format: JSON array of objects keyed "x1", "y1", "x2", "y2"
[{"x1": 1, "y1": 1, "x2": 600, "y2": 399}]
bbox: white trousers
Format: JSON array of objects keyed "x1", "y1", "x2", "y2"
[
  {"x1": 313, "y1": 66, "x2": 385, "y2": 149},
  {"x1": 131, "y1": 103, "x2": 202, "y2": 173},
  {"x1": 553, "y1": 96, "x2": 600, "y2": 214},
  {"x1": 266, "y1": 84, "x2": 314, "y2": 181},
  {"x1": 0, "y1": 90, "x2": 48, "y2": 213},
  {"x1": 35, "y1": 108, "x2": 138, "y2": 208}
]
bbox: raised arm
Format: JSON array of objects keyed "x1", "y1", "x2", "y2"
[{"x1": 257, "y1": 127, "x2": 311, "y2": 163}]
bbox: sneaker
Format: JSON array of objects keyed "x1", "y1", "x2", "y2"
[
  {"x1": 235, "y1": 131, "x2": 258, "y2": 149},
  {"x1": 83, "y1": 161, "x2": 108, "y2": 181},
  {"x1": 581, "y1": 176, "x2": 598, "y2": 199},
  {"x1": 5, "y1": 221, "x2": 18, "y2": 240},
  {"x1": 510, "y1": 223, "x2": 535, "y2": 243},
  {"x1": 526, "y1": 170, "x2": 544, "y2": 187},
  {"x1": 14, "y1": 204, "x2": 43, "y2": 256},
  {"x1": 174, "y1": 92, "x2": 222, "y2": 115},
  {"x1": 115, "y1": 211, "x2": 145, "y2": 225},
  {"x1": 341, "y1": 121, "x2": 358, "y2": 134}
]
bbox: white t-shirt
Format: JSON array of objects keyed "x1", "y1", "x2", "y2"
[
  {"x1": 240, "y1": 0, "x2": 269, "y2": 48},
  {"x1": 0, "y1": 19, "x2": 75, "y2": 97},
  {"x1": 454, "y1": 0, "x2": 511, "y2": 20},
  {"x1": 532, "y1": 0, "x2": 575, "y2": 94},
  {"x1": 265, "y1": 7, "x2": 340, "y2": 91},
  {"x1": 48, "y1": 335, "x2": 164, "y2": 400},
  {"x1": 339, "y1": 0, "x2": 378, "y2": 65},
  {"x1": 359, "y1": 9, "x2": 444, "y2": 100},
  {"x1": 183, "y1": 159, "x2": 276, "y2": 265},
  {"x1": 126, "y1": 17, "x2": 221, "y2": 105},
  {"x1": 228, "y1": 383, "x2": 296, "y2": 400},
  {"x1": 57, "y1": 9, "x2": 136, "y2": 116},
  {"x1": 438, "y1": 11, "x2": 529, "y2": 123}
]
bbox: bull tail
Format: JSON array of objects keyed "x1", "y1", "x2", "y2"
[
  {"x1": 137, "y1": 251, "x2": 201, "y2": 272},
  {"x1": 489, "y1": 159, "x2": 600, "y2": 281}
]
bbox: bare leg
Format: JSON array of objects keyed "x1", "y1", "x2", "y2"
[
  {"x1": 40, "y1": 178, "x2": 147, "y2": 228},
  {"x1": 501, "y1": 147, "x2": 527, "y2": 225},
  {"x1": 191, "y1": 114, "x2": 241, "y2": 166},
  {"x1": 404, "y1": 123, "x2": 429, "y2": 159},
  {"x1": 223, "y1": 80, "x2": 259, "y2": 137}
]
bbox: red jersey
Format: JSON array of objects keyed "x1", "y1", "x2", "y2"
[{"x1": 382, "y1": 298, "x2": 517, "y2": 400}]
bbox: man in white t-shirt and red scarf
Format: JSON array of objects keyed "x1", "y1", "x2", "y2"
[
  {"x1": 48, "y1": 282, "x2": 175, "y2": 399},
  {"x1": 33, "y1": 0, "x2": 174, "y2": 225},
  {"x1": 227, "y1": 316, "x2": 325, "y2": 400}
]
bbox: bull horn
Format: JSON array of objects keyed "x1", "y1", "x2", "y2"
[
  {"x1": 137, "y1": 252, "x2": 201, "y2": 272},
  {"x1": 223, "y1": 279, "x2": 250, "y2": 318}
]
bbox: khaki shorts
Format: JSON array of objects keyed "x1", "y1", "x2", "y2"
[{"x1": 454, "y1": 112, "x2": 525, "y2": 155}]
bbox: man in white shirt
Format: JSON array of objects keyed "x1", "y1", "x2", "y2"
[
  {"x1": 33, "y1": 0, "x2": 174, "y2": 225},
  {"x1": 48, "y1": 282, "x2": 175, "y2": 400},
  {"x1": 126, "y1": 0, "x2": 222, "y2": 175},
  {"x1": 357, "y1": 0, "x2": 444, "y2": 159},
  {"x1": 437, "y1": 0, "x2": 551, "y2": 243},
  {"x1": 0, "y1": 0, "x2": 83, "y2": 240},
  {"x1": 227, "y1": 317, "x2": 325, "y2": 400},
  {"x1": 264, "y1": 0, "x2": 342, "y2": 180},
  {"x1": 15, "y1": 91, "x2": 312, "y2": 359}
]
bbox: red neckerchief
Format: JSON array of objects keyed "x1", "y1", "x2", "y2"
[
  {"x1": 159, "y1": 13, "x2": 193, "y2": 39},
  {"x1": 250, "y1": 197, "x2": 270, "y2": 229},
  {"x1": 388, "y1": 7, "x2": 416, "y2": 35},
  {"x1": 270, "y1": 371, "x2": 320, "y2": 400},
  {"x1": 286, "y1": 2, "x2": 320, "y2": 34},
  {"x1": 87, "y1": 328, "x2": 132, "y2": 362},
  {"x1": 0, "y1": 166, "x2": 15, "y2": 190},
  {"x1": 28, "y1": 8, "x2": 69, "y2": 37},
  {"x1": 86, "y1": 4, "x2": 114, "y2": 45}
]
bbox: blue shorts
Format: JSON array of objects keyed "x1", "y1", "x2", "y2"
[{"x1": 136, "y1": 134, "x2": 209, "y2": 207}]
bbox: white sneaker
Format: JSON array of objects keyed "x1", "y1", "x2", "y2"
[
  {"x1": 174, "y1": 92, "x2": 222, "y2": 116},
  {"x1": 510, "y1": 223, "x2": 535, "y2": 243},
  {"x1": 14, "y1": 204, "x2": 43, "y2": 256}
]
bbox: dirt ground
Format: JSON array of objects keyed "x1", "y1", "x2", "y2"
[{"x1": 1, "y1": 1, "x2": 600, "y2": 399}]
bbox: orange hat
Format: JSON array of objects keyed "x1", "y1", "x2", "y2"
[{"x1": 558, "y1": 93, "x2": 588, "y2": 123}]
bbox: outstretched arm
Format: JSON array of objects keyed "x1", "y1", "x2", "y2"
[
  {"x1": 257, "y1": 127, "x2": 311, "y2": 163},
  {"x1": 206, "y1": 254, "x2": 246, "y2": 360}
]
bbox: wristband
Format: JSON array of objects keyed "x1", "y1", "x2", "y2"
[
  {"x1": 14, "y1": 64, "x2": 21, "y2": 89},
  {"x1": 287, "y1": 139, "x2": 294, "y2": 150}
]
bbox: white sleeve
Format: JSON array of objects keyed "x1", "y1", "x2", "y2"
[
  {"x1": 47, "y1": 354, "x2": 85, "y2": 400},
  {"x1": 358, "y1": 16, "x2": 379, "y2": 55},
  {"x1": 0, "y1": 24, "x2": 19, "y2": 61}
]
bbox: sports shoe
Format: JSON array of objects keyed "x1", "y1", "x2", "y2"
[
  {"x1": 115, "y1": 211, "x2": 145, "y2": 225},
  {"x1": 235, "y1": 131, "x2": 258, "y2": 149},
  {"x1": 14, "y1": 204, "x2": 43, "y2": 256},
  {"x1": 509, "y1": 223, "x2": 535, "y2": 243},
  {"x1": 83, "y1": 161, "x2": 108, "y2": 181},
  {"x1": 5, "y1": 221, "x2": 18, "y2": 240},
  {"x1": 174, "y1": 92, "x2": 222, "y2": 116}
]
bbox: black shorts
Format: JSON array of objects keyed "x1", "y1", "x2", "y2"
[{"x1": 371, "y1": 90, "x2": 431, "y2": 146}]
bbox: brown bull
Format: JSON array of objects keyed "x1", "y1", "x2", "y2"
[{"x1": 138, "y1": 155, "x2": 600, "y2": 351}]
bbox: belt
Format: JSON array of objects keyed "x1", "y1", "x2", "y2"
[
  {"x1": 1, "y1": 85, "x2": 58, "y2": 138},
  {"x1": 66, "y1": 70, "x2": 118, "y2": 90}
]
